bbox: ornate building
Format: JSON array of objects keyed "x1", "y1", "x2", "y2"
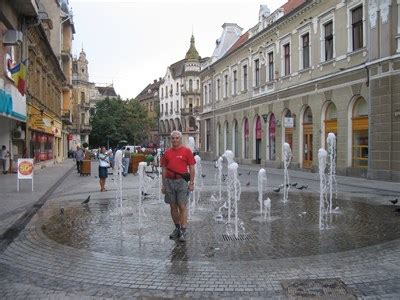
[
  {"x1": 199, "y1": 0, "x2": 400, "y2": 182},
  {"x1": 159, "y1": 35, "x2": 206, "y2": 148},
  {"x1": 136, "y1": 78, "x2": 163, "y2": 147},
  {"x1": 71, "y1": 49, "x2": 94, "y2": 149}
]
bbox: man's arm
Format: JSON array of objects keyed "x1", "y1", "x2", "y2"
[{"x1": 188, "y1": 164, "x2": 195, "y2": 191}]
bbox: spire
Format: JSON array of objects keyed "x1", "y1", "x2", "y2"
[{"x1": 185, "y1": 34, "x2": 200, "y2": 60}]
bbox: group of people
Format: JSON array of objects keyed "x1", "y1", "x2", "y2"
[{"x1": 94, "y1": 131, "x2": 196, "y2": 242}]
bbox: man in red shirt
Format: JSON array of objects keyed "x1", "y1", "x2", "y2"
[{"x1": 161, "y1": 130, "x2": 196, "y2": 242}]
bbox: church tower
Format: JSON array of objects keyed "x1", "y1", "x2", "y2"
[{"x1": 73, "y1": 49, "x2": 89, "y2": 82}]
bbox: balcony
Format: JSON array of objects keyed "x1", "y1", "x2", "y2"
[
  {"x1": 80, "y1": 123, "x2": 92, "y2": 133},
  {"x1": 181, "y1": 88, "x2": 201, "y2": 96},
  {"x1": 180, "y1": 107, "x2": 201, "y2": 116},
  {"x1": 61, "y1": 109, "x2": 72, "y2": 125},
  {"x1": 61, "y1": 48, "x2": 72, "y2": 60},
  {"x1": 80, "y1": 101, "x2": 90, "y2": 110}
]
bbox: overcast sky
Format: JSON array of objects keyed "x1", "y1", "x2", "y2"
[{"x1": 70, "y1": 0, "x2": 287, "y2": 99}]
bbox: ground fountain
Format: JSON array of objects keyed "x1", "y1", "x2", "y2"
[
  {"x1": 192, "y1": 155, "x2": 203, "y2": 212},
  {"x1": 282, "y1": 143, "x2": 292, "y2": 203},
  {"x1": 327, "y1": 132, "x2": 337, "y2": 213},
  {"x1": 226, "y1": 162, "x2": 242, "y2": 237},
  {"x1": 263, "y1": 198, "x2": 271, "y2": 220},
  {"x1": 114, "y1": 149, "x2": 123, "y2": 215},
  {"x1": 318, "y1": 148, "x2": 329, "y2": 230},
  {"x1": 258, "y1": 168, "x2": 267, "y2": 214},
  {"x1": 156, "y1": 148, "x2": 162, "y2": 203},
  {"x1": 216, "y1": 156, "x2": 223, "y2": 201},
  {"x1": 188, "y1": 136, "x2": 196, "y2": 153},
  {"x1": 138, "y1": 162, "x2": 148, "y2": 228}
]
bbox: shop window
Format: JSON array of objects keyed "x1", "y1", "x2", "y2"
[{"x1": 352, "y1": 98, "x2": 368, "y2": 168}]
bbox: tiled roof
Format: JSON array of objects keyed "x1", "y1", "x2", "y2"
[
  {"x1": 136, "y1": 79, "x2": 163, "y2": 101},
  {"x1": 169, "y1": 59, "x2": 186, "y2": 78},
  {"x1": 282, "y1": 0, "x2": 306, "y2": 14},
  {"x1": 97, "y1": 86, "x2": 117, "y2": 97}
]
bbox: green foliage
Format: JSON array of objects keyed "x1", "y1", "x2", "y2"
[{"x1": 89, "y1": 97, "x2": 152, "y2": 148}]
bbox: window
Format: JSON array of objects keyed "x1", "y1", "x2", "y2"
[
  {"x1": 224, "y1": 74, "x2": 228, "y2": 98},
  {"x1": 166, "y1": 103, "x2": 168, "y2": 114},
  {"x1": 204, "y1": 85, "x2": 208, "y2": 104},
  {"x1": 284, "y1": 44, "x2": 290, "y2": 75},
  {"x1": 189, "y1": 79, "x2": 193, "y2": 91},
  {"x1": 80, "y1": 92, "x2": 85, "y2": 103},
  {"x1": 206, "y1": 119, "x2": 211, "y2": 152},
  {"x1": 233, "y1": 70, "x2": 237, "y2": 94},
  {"x1": 176, "y1": 82, "x2": 179, "y2": 94},
  {"x1": 161, "y1": 104, "x2": 163, "y2": 113},
  {"x1": 196, "y1": 79, "x2": 199, "y2": 89},
  {"x1": 268, "y1": 52, "x2": 274, "y2": 81},
  {"x1": 208, "y1": 83, "x2": 212, "y2": 103},
  {"x1": 176, "y1": 100, "x2": 179, "y2": 112},
  {"x1": 324, "y1": 21, "x2": 333, "y2": 61},
  {"x1": 216, "y1": 78, "x2": 221, "y2": 100},
  {"x1": 161, "y1": 88, "x2": 164, "y2": 98},
  {"x1": 166, "y1": 86, "x2": 168, "y2": 98},
  {"x1": 302, "y1": 33, "x2": 310, "y2": 69},
  {"x1": 352, "y1": 6, "x2": 363, "y2": 51},
  {"x1": 170, "y1": 85, "x2": 173, "y2": 96},
  {"x1": 243, "y1": 65, "x2": 248, "y2": 91},
  {"x1": 254, "y1": 59, "x2": 260, "y2": 86}
]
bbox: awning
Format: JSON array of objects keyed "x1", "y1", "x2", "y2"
[{"x1": 0, "y1": 84, "x2": 27, "y2": 122}]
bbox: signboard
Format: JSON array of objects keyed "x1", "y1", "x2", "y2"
[
  {"x1": 284, "y1": 117, "x2": 294, "y2": 128},
  {"x1": 17, "y1": 158, "x2": 34, "y2": 191}
]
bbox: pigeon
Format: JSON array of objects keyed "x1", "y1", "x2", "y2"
[
  {"x1": 273, "y1": 187, "x2": 281, "y2": 193},
  {"x1": 290, "y1": 183, "x2": 298, "y2": 187},
  {"x1": 246, "y1": 182, "x2": 250, "y2": 186},
  {"x1": 147, "y1": 175, "x2": 155, "y2": 180},
  {"x1": 297, "y1": 185, "x2": 308, "y2": 190},
  {"x1": 390, "y1": 199, "x2": 398, "y2": 205},
  {"x1": 238, "y1": 173, "x2": 242, "y2": 176},
  {"x1": 142, "y1": 191, "x2": 149, "y2": 196},
  {"x1": 247, "y1": 171, "x2": 251, "y2": 175},
  {"x1": 201, "y1": 174, "x2": 206, "y2": 178},
  {"x1": 60, "y1": 207, "x2": 64, "y2": 215},
  {"x1": 94, "y1": 176, "x2": 98, "y2": 178},
  {"x1": 82, "y1": 195, "x2": 91, "y2": 204}
]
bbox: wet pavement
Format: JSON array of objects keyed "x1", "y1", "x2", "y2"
[{"x1": 0, "y1": 160, "x2": 400, "y2": 299}]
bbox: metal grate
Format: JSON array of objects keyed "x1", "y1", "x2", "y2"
[
  {"x1": 281, "y1": 278, "x2": 357, "y2": 299},
  {"x1": 222, "y1": 233, "x2": 257, "y2": 241}
]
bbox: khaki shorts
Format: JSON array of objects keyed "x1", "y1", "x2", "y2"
[{"x1": 164, "y1": 178, "x2": 189, "y2": 205}]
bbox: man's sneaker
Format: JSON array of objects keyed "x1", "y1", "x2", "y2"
[
  {"x1": 169, "y1": 228, "x2": 180, "y2": 239},
  {"x1": 178, "y1": 230, "x2": 187, "y2": 242}
]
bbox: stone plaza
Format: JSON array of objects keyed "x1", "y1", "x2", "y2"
[{"x1": 0, "y1": 159, "x2": 400, "y2": 299}]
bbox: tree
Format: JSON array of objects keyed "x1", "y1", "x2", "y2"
[{"x1": 89, "y1": 97, "x2": 152, "y2": 148}]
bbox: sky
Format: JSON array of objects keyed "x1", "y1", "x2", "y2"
[{"x1": 70, "y1": 0, "x2": 287, "y2": 99}]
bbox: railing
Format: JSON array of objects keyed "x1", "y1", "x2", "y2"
[
  {"x1": 180, "y1": 107, "x2": 201, "y2": 116},
  {"x1": 61, "y1": 109, "x2": 72, "y2": 125},
  {"x1": 181, "y1": 88, "x2": 201, "y2": 95},
  {"x1": 80, "y1": 123, "x2": 92, "y2": 132},
  {"x1": 80, "y1": 102, "x2": 90, "y2": 110}
]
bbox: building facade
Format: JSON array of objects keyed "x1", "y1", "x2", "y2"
[
  {"x1": 159, "y1": 35, "x2": 203, "y2": 148},
  {"x1": 199, "y1": 0, "x2": 400, "y2": 182},
  {"x1": 71, "y1": 49, "x2": 94, "y2": 150},
  {"x1": 136, "y1": 78, "x2": 162, "y2": 147},
  {"x1": 0, "y1": 0, "x2": 34, "y2": 171}
]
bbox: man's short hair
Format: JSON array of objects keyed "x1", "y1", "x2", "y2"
[{"x1": 170, "y1": 130, "x2": 182, "y2": 138}]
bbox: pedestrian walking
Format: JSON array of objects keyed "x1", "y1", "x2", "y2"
[
  {"x1": 98, "y1": 146, "x2": 110, "y2": 192},
  {"x1": 161, "y1": 130, "x2": 195, "y2": 242},
  {"x1": 74, "y1": 146, "x2": 84, "y2": 174},
  {"x1": 0, "y1": 145, "x2": 10, "y2": 174},
  {"x1": 122, "y1": 147, "x2": 130, "y2": 176}
]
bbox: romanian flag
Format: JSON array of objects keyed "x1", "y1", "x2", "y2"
[{"x1": 9, "y1": 59, "x2": 28, "y2": 96}]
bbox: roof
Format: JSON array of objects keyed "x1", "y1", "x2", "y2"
[
  {"x1": 97, "y1": 86, "x2": 117, "y2": 97},
  {"x1": 136, "y1": 79, "x2": 163, "y2": 102},
  {"x1": 282, "y1": 0, "x2": 306, "y2": 14},
  {"x1": 169, "y1": 59, "x2": 186, "y2": 78},
  {"x1": 225, "y1": 30, "x2": 249, "y2": 56},
  {"x1": 185, "y1": 35, "x2": 200, "y2": 60}
]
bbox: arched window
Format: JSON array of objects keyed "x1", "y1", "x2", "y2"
[
  {"x1": 243, "y1": 118, "x2": 249, "y2": 158},
  {"x1": 303, "y1": 106, "x2": 313, "y2": 169},
  {"x1": 269, "y1": 114, "x2": 276, "y2": 160},
  {"x1": 232, "y1": 120, "x2": 238, "y2": 156},
  {"x1": 352, "y1": 97, "x2": 368, "y2": 168}
]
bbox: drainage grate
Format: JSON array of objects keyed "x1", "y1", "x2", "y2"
[
  {"x1": 222, "y1": 233, "x2": 257, "y2": 241},
  {"x1": 281, "y1": 278, "x2": 357, "y2": 299}
]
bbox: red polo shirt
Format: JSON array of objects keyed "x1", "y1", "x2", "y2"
[{"x1": 161, "y1": 146, "x2": 196, "y2": 179}]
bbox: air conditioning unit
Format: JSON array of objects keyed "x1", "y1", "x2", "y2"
[
  {"x1": 13, "y1": 127, "x2": 25, "y2": 140},
  {"x1": 3, "y1": 30, "x2": 23, "y2": 44}
]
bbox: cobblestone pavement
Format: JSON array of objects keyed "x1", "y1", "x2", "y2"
[{"x1": 0, "y1": 160, "x2": 400, "y2": 299}]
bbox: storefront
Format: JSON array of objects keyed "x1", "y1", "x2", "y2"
[
  {"x1": 27, "y1": 105, "x2": 62, "y2": 163},
  {"x1": 0, "y1": 81, "x2": 27, "y2": 172}
]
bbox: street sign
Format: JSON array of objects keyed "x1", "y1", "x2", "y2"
[{"x1": 17, "y1": 158, "x2": 34, "y2": 191}]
